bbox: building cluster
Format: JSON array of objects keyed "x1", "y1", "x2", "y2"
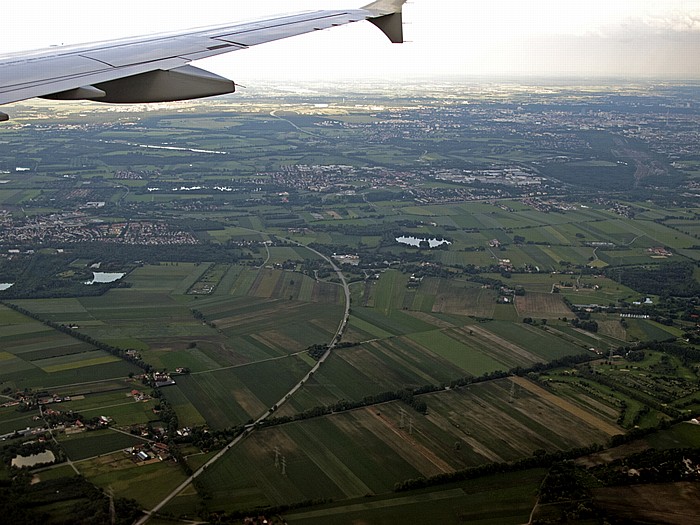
[
  {"x1": 522, "y1": 198, "x2": 579, "y2": 213},
  {"x1": 431, "y1": 167, "x2": 546, "y2": 187},
  {"x1": 124, "y1": 442, "x2": 172, "y2": 463},
  {"x1": 0, "y1": 213, "x2": 198, "y2": 246},
  {"x1": 647, "y1": 247, "x2": 673, "y2": 257},
  {"x1": 114, "y1": 170, "x2": 146, "y2": 180},
  {"x1": 151, "y1": 372, "x2": 176, "y2": 388}
]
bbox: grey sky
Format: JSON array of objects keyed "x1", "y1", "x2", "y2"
[{"x1": 3, "y1": 0, "x2": 699, "y2": 79}]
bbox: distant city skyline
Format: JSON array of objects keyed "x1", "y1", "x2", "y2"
[{"x1": 3, "y1": 0, "x2": 700, "y2": 81}]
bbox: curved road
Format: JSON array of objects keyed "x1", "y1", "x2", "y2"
[{"x1": 136, "y1": 241, "x2": 350, "y2": 524}]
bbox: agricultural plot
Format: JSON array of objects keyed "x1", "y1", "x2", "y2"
[
  {"x1": 286, "y1": 311, "x2": 593, "y2": 415},
  {"x1": 52, "y1": 389, "x2": 159, "y2": 426},
  {"x1": 247, "y1": 268, "x2": 342, "y2": 304},
  {"x1": 161, "y1": 385, "x2": 207, "y2": 428},
  {"x1": 187, "y1": 263, "x2": 228, "y2": 295},
  {"x1": 288, "y1": 326, "x2": 583, "y2": 415},
  {"x1": 125, "y1": 263, "x2": 206, "y2": 293},
  {"x1": 59, "y1": 429, "x2": 146, "y2": 461},
  {"x1": 624, "y1": 318, "x2": 679, "y2": 342},
  {"x1": 198, "y1": 296, "x2": 343, "y2": 359},
  {"x1": 80, "y1": 452, "x2": 188, "y2": 509},
  {"x1": 285, "y1": 470, "x2": 544, "y2": 525},
  {"x1": 73, "y1": 295, "x2": 213, "y2": 345},
  {"x1": 348, "y1": 307, "x2": 436, "y2": 338},
  {"x1": 645, "y1": 423, "x2": 700, "y2": 450},
  {"x1": 425, "y1": 279, "x2": 497, "y2": 318},
  {"x1": 540, "y1": 376, "x2": 623, "y2": 427},
  {"x1": 173, "y1": 355, "x2": 312, "y2": 428},
  {"x1": 372, "y1": 270, "x2": 409, "y2": 316},
  {"x1": 407, "y1": 330, "x2": 508, "y2": 376},
  {"x1": 476, "y1": 321, "x2": 587, "y2": 362},
  {"x1": 192, "y1": 377, "x2": 616, "y2": 515},
  {"x1": 592, "y1": 483, "x2": 700, "y2": 525},
  {"x1": 212, "y1": 264, "x2": 245, "y2": 295},
  {"x1": 143, "y1": 345, "x2": 223, "y2": 373},
  {"x1": 434, "y1": 249, "x2": 495, "y2": 268},
  {"x1": 0, "y1": 407, "x2": 39, "y2": 436},
  {"x1": 0, "y1": 305, "x2": 141, "y2": 391},
  {"x1": 514, "y1": 292, "x2": 571, "y2": 318},
  {"x1": 541, "y1": 350, "x2": 700, "y2": 429}
]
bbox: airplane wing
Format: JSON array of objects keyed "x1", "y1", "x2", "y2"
[{"x1": 0, "y1": 0, "x2": 407, "y2": 121}]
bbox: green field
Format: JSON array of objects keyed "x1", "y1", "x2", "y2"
[
  {"x1": 60, "y1": 429, "x2": 146, "y2": 461},
  {"x1": 189, "y1": 376, "x2": 617, "y2": 515},
  {"x1": 285, "y1": 469, "x2": 545, "y2": 525}
]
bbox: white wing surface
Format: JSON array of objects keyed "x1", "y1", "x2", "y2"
[{"x1": 0, "y1": 0, "x2": 406, "y2": 121}]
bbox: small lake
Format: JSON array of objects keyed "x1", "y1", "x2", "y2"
[
  {"x1": 11, "y1": 450, "x2": 56, "y2": 468},
  {"x1": 396, "y1": 236, "x2": 451, "y2": 248},
  {"x1": 84, "y1": 272, "x2": 125, "y2": 285},
  {"x1": 0, "y1": 283, "x2": 14, "y2": 291}
]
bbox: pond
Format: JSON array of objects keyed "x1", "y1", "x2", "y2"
[
  {"x1": 396, "y1": 236, "x2": 451, "y2": 248},
  {"x1": 11, "y1": 450, "x2": 56, "y2": 468},
  {"x1": 0, "y1": 283, "x2": 14, "y2": 291},
  {"x1": 84, "y1": 272, "x2": 125, "y2": 285}
]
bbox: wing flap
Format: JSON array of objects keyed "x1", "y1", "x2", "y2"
[{"x1": 0, "y1": 55, "x2": 111, "y2": 89}]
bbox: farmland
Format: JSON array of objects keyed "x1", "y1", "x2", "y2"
[
  {"x1": 187, "y1": 376, "x2": 616, "y2": 515},
  {"x1": 283, "y1": 469, "x2": 545, "y2": 525},
  {"x1": 0, "y1": 83, "x2": 699, "y2": 524}
]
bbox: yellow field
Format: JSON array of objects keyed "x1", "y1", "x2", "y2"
[{"x1": 40, "y1": 355, "x2": 121, "y2": 373}]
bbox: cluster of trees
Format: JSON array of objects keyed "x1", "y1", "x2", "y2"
[
  {"x1": 591, "y1": 448, "x2": 700, "y2": 486},
  {"x1": 0, "y1": 253, "x2": 123, "y2": 300},
  {"x1": 180, "y1": 426, "x2": 245, "y2": 453},
  {"x1": 0, "y1": 440, "x2": 63, "y2": 469},
  {"x1": 306, "y1": 344, "x2": 328, "y2": 361},
  {"x1": 619, "y1": 340, "x2": 700, "y2": 365},
  {"x1": 535, "y1": 462, "x2": 601, "y2": 522},
  {"x1": 538, "y1": 461, "x2": 592, "y2": 504},
  {"x1": 191, "y1": 308, "x2": 217, "y2": 330},
  {"x1": 607, "y1": 261, "x2": 700, "y2": 298},
  {"x1": 0, "y1": 474, "x2": 142, "y2": 525},
  {"x1": 571, "y1": 316, "x2": 599, "y2": 332}
]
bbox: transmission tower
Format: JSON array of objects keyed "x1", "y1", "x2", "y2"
[
  {"x1": 274, "y1": 446, "x2": 280, "y2": 468},
  {"x1": 399, "y1": 408, "x2": 406, "y2": 429}
]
